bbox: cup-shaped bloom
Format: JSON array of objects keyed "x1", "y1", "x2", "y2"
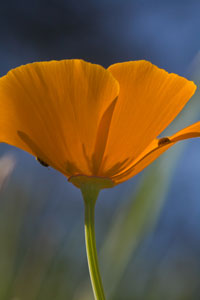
[{"x1": 0, "y1": 59, "x2": 198, "y2": 188}]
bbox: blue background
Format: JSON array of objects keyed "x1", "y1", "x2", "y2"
[{"x1": 0, "y1": 1, "x2": 200, "y2": 299}]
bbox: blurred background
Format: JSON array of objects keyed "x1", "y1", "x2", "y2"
[{"x1": 0, "y1": 0, "x2": 200, "y2": 299}]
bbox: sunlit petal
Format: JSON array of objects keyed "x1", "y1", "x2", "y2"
[
  {"x1": 0, "y1": 60, "x2": 119, "y2": 176},
  {"x1": 100, "y1": 60, "x2": 196, "y2": 175}
]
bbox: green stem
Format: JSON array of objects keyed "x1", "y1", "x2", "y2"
[{"x1": 81, "y1": 184, "x2": 106, "y2": 300}]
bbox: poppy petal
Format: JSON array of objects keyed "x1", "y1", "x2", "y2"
[
  {"x1": 113, "y1": 121, "x2": 200, "y2": 184},
  {"x1": 100, "y1": 60, "x2": 196, "y2": 175},
  {"x1": 0, "y1": 60, "x2": 119, "y2": 176}
]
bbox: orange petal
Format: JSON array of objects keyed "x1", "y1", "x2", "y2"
[
  {"x1": 100, "y1": 60, "x2": 196, "y2": 175},
  {"x1": 0, "y1": 60, "x2": 119, "y2": 176},
  {"x1": 113, "y1": 121, "x2": 200, "y2": 184}
]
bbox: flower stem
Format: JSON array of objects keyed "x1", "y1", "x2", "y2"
[{"x1": 81, "y1": 184, "x2": 106, "y2": 300}]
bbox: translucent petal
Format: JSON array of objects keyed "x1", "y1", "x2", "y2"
[
  {"x1": 0, "y1": 60, "x2": 119, "y2": 176},
  {"x1": 100, "y1": 60, "x2": 196, "y2": 175}
]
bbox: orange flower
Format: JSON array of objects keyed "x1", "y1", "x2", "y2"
[{"x1": 0, "y1": 59, "x2": 198, "y2": 188}]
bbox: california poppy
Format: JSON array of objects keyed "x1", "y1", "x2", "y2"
[
  {"x1": 0, "y1": 59, "x2": 198, "y2": 188},
  {"x1": 0, "y1": 59, "x2": 198, "y2": 299}
]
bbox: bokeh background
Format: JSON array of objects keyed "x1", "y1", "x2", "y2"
[{"x1": 0, "y1": 1, "x2": 200, "y2": 299}]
